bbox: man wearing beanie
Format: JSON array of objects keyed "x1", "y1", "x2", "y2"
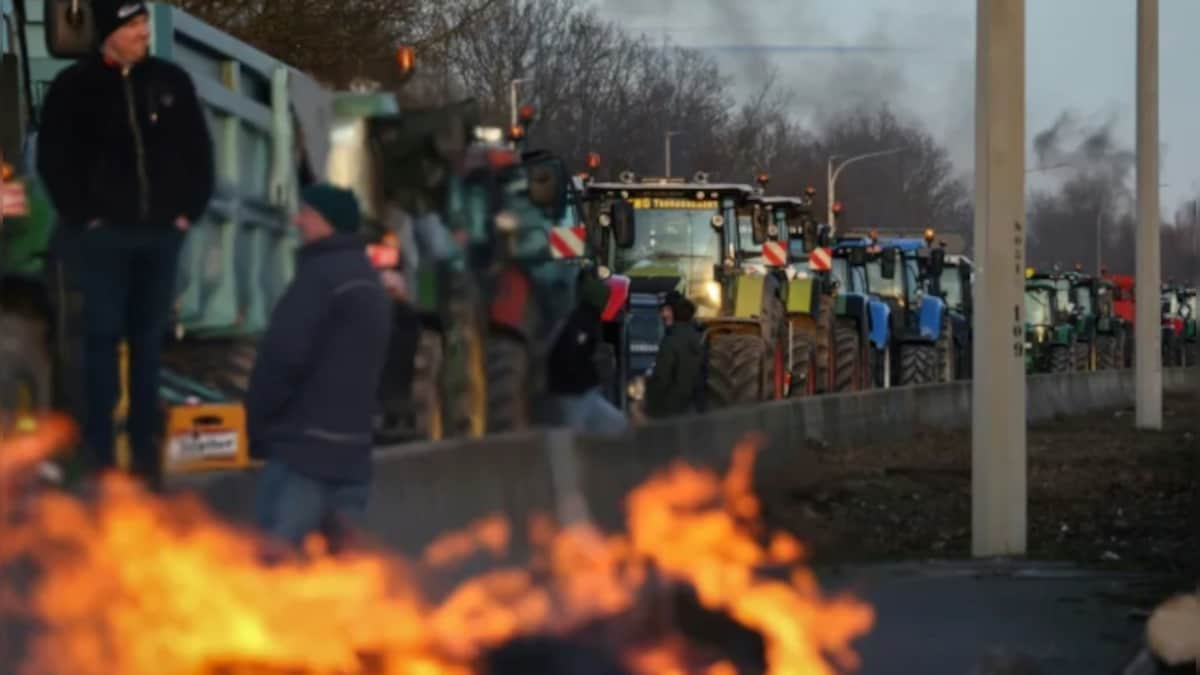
[
  {"x1": 546, "y1": 267, "x2": 628, "y2": 435},
  {"x1": 247, "y1": 184, "x2": 391, "y2": 548},
  {"x1": 36, "y1": 0, "x2": 213, "y2": 487}
]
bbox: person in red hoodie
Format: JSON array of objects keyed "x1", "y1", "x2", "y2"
[{"x1": 36, "y1": 0, "x2": 213, "y2": 488}]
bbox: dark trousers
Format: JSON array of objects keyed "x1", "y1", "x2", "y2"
[{"x1": 76, "y1": 225, "x2": 183, "y2": 480}]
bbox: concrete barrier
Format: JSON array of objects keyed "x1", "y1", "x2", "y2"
[{"x1": 172, "y1": 367, "x2": 1199, "y2": 556}]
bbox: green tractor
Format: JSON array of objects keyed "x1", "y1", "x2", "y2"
[
  {"x1": 1068, "y1": 270, "x2": 1128, "y2": 370},
  {"x1": 352, "y1": 105, "x2": 588, "y2": 437},
  {"x1": 752, "y1": 188, "x2": 864, "y2": 396},
  {"x1": 1024, "y1": 271, "x2": 1078, "y2": 373},
  {"x1": 1179, "y1": 287, "x2": 1199, "y2": 366},
  {"x1": 583, "y1": 171, "x2": 786, "y2": 409}
]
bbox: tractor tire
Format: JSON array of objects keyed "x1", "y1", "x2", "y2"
[
  {"x1": 486, "y1": 334, "x2": 531, "y2": 434},
  {"x1": 707, "y1": 333, "x2": 767, "y2": 409},
  {"x1": 936, "y1": 316, "x2": 955, "y2": 383},
  {"x1": 1096, "y1": 335, "x2": 1118, "y2": 370},
  {"x1": 788, "y1": 331, "x2": 815, "y2": 398},
  {"x1": 410, "y1": 329, "x2": 444, "y2": 441},
  {"x1": 898, "y1": 343, "x2": 937, "y2": 386},
  {"x1": 813, "y1": 296, "x2": 835, "y2": 394},
  {"x1": 0, "y1": 313, "x2": 53, "y2": 429},
  {"x1": 833, "y1": 321, "x2": 861, "y2": 393},
  {"x1": 442, "y1": 319, "x2": 488, "y2": 439},
  {"x1": 1072, "y1": 341, "x2": 1090, "y2": 372},
  {"x1": 1049, "y1": 344, "x2": 1072, "y2": 373}
]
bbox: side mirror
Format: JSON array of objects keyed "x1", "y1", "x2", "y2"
[
  {"x1": 612, "y1": 200, "x2": 636, "y2": 249},
  {"x1": 751, "y1": 208, "x2": 768, "y2": 245},
  {"x1": 880, "y1": 250, "x2": 897, "y2": 279},
  {"x1": 45, "y1": 0, "x2": 96, "y2": 59}
]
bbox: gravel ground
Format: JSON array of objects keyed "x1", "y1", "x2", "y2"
[{"x1": 764, "y1": 393, "x2": 1200, "y2": 578}]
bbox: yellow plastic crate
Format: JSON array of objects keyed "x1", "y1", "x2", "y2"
[{"x1": 162, "y1": 403, "x2": 251, "y2": 474}]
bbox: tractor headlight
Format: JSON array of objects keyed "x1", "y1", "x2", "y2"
[
  {"x1": 704, "y1": 281, "x2": 722, "y2": 307},
  {"x1": 627, "y1": 376, "x2": 647, "y2": 402}
]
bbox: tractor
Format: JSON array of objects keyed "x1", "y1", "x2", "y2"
[
  {"x1": 1024, "y1": 270, "x2": 1078, "y2": 373},
  {"x1": 583, "y1": 171, "x2": 785, "y2": 410},
  {"x1": 752, "y1": 188, "x2": 865, "y2": 395},
  {"x1": 1104, "y1": 271, "x2": 1137, "y2": 368},
  {"x1": 1177, "y1": 287, "x2": 1199, "y2": 366},
  {"x1": 357, "y1": 105, "x2": 590, "y2": 437},
  {"x1": 1027, "y1": 268, "x2": 1090, "y2": 371},
  {"x1": 1159, "y1": 284, "x2": 1196, "y2": 368},
  {"x1": 830, "y1": 236, "x2": 894, "y2": 387},
  {"x1": 929, "y1": 252, "x2": 974, "y2": 379},
  {"x1": 1068, "y1": 270, "x2": 1127, "y2": 370},
  {"x1": 845, "y1": 233, "x2": 951, "y2": 386}
]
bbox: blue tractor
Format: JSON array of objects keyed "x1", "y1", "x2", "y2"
[
  {"x1": 833, "y1": 233, "x2": 951, "y2": 386},
  {"x1": 830, "y1": 237, "x2": 893, "y2": 387}
]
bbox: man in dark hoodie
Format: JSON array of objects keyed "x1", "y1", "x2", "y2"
[
  {"x1": 36, "y1": 0, "x2": 213, "y2": 485},
  {"x1": 546, "y1": 268, "x2": 627, "y2": 435},
  {"x1": 248, "y1": 184, "x2": 391, "y2": 547},
  {"x1": 645, "y1": 293, "x2": 704, "y2": 419}
]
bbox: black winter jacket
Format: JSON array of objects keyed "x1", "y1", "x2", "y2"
[
  {"x1": 37, "y1": 54, "x2": 214, "y2": 229},
  {"x1": 245, "y1": 234, "x2": 392, "y2": 483},
  {"x1": 547, "y1": 303, "x2": 603, "y2": 395},
  {"x1": 645, "y1": 321, "x2": 705, "y2": 418}
]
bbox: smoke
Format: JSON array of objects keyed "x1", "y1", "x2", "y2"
[{"x1": 1032, "y1": 110, "x2": 1136, "y2": 187}]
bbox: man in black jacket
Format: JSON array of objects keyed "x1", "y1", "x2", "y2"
[
  {"x1": 249, "y1": 184, "x2": 391, "y2": 548},
  {"x1": 645, "y1": 294, "x2": 704, "y2": 419},
  {"x1": 36, "y1": 0, "x2": 213, "y2": 485},
  {"x1": 546, "y1": 269, "x2": 627, "y2": 435}
]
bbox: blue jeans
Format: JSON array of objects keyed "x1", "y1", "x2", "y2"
[
  {"x1": 254, "y1": 459, "x2": 370, "y2": 547},
  {"x1": 553, "y1": 387, "x2": 628, "y2": 436},
  {"x1": 76, "y1": 225, "x2": 184, "y2": 480}
]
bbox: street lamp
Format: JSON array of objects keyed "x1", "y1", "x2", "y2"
[
  {"x1": 665, "y1": 130, "x2": 684, "y2": 177},
  {"x1": 826, "y1": 147, "x2": 906, "y2": 230},
  {"x1": 510, "y1": 77, "x2": 533, "y2": 129}
]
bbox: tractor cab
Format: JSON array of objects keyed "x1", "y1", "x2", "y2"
[
  {"x1": 1024, "y1": 268, "x2": 1080, "y2": 373},
  {"x1": 933, "y1": 253, "x2": 974, "y2": 379},
  {"x1": 868, "y1": 234, "x2": 953, "y2": 384}
]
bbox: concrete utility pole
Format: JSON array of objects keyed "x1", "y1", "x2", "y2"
[
  {"x1": 972, "y1": 0, "x2": 1026, "y2": 557},
  {"x1": 826, "y1": 147, "x2": 905, "y2": 230},
  {"x1": 1135, "y1": 0, "x2": 1162, "y2": 430},
  {"x1": 664, "y1": 130, "x2": 683, "y2": 178}
]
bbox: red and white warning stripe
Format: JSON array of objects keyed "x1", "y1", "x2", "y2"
[
  {"x1": 809, "y1": 246, "x2": 833, "y2": 272},
  {"x1": 762, "y1": 240, "x2": 787, "y2": 267},
  {"x1": 549, "y1": 225, "x2": 587, "y2": 259},
  {"x1": 0, "y1": 180, "x2": 28, "y2": 219}
]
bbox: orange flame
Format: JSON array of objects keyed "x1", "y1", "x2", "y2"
[{"x1": 0, "y1": 428, "x2": 873, "y2": 675}]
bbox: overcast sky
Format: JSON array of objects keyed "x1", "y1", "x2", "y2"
[{"x1": 592, "y1": 0, "x2": 1200, "y2": 219}]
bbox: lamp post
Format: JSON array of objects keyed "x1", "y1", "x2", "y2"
[
  {"x1": 510, "y1": 77, "x2": 533, "y2": 129},
  {"x1": 665, "y1": 130, "x2": 684, "y2": 177},
  {"x1": 826, "y1": 147, "x2": 906, "y2": 231}
]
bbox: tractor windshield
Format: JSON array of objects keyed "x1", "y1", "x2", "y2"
[
  {"x1": 1026, "y1": 287, "x2": 1054, "y2": 326},
  {"x1": 614, "y1": 207, "x2": 720, "y2": 285},
  {"x1": 832, "y1": 257, "x2": 849, "y2": 288},
  {"x1": 1073, "y1": 284, "x2": 1093, "y2": 315},
  {"x1": 1054, "y1": 279, "x2": 1072, "y2": 315},
  {"x1": 866, "y1": 258, "x2": 902, "y2": 300},
  {"x1": 1187, "y1": 295, "x2": 1199, "y2": 318}
]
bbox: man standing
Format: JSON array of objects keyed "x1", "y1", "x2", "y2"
[
  {"x1": 645, "y1": 294, "x2": 704, "y2": 419},
  {"x1": 249, "y1": 184, "x2": 391, "y2": 548},
  {"x1": 36, "y1": 0, "x2": 213, "y2": 486},
  {"x1": 546, "y1": 268, "x2": 628, "y2": 435}
]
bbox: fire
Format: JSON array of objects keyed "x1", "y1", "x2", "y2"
[{"x1": 0, "y1": 418, "x2": 873, "y2": 675}]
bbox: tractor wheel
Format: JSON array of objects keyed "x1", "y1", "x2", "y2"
[
  {"x1": 788, "y1": 331, "x2": 815, "y2": 398},
  {"x1": 410, "y1": 329, "x2": 444, "y2": 441},
  {"x1": 898, "y1": 343, "x2": 936, "y2": 386},
  {"x1": 1049, "y1": 344, "x2": 1072, "y2": 373},
  {"x1": 707, "y1": 333, "x2": 767, "y2": 409},
  {"x1": 833, "y1": 320, "x2": 860, "y2": 393},
  {"x1": 0, "y1": 313, "x2": 53, "y2": 430},
  {"x1": 442, "y1": 319, "x2": 488, "y2": 438},
  {"x1": 936, "y1": 316, "x2": 955, "y2": 383},
  {"x1": 1096, "y1": 335, "x2": 1118, "y2": 370},
  {"x1": 813, "y1": 296, "x2": 835, "y2": 394},
  {"x1": 486, "y1": 333, "x2": 531, "y2": 434},
  {"x1": 1072, "y1": 341, "x2": 1090, "y2": 372}
]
